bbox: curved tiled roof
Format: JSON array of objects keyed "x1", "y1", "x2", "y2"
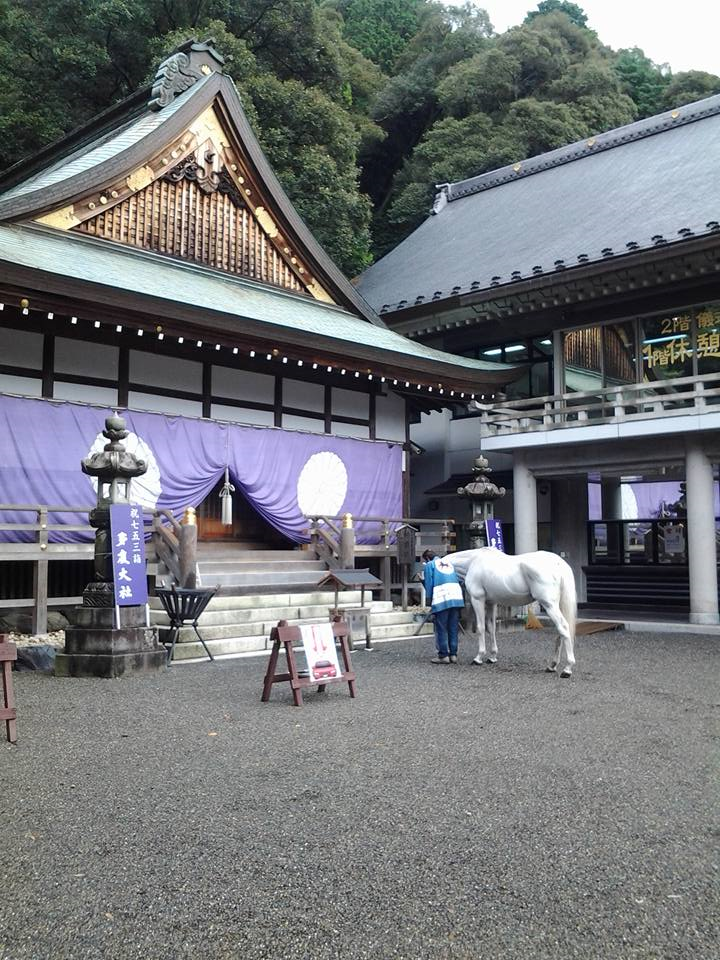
[
  {"x1": 0, "y1": 223, "x2": 515, "y2": 388},
  {"x1": 357, "y1": 94, "x2": 720, "y2": 314}
]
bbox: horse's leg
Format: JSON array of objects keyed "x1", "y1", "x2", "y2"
[
  {"x1": 545, "y1": 633, "x2": 562, "y2": 674},
  {"x1": 540, "y1": 599, "x2": 574, "y2": 677},
  {"x1": 470, "y1": 594, "x2": 486, "y2": 665},
  {"x1": 485, "y1": 603, "x2": 498, "y2": 663}
]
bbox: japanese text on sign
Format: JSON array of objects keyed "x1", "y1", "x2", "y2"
[
  {"x1": 109, "y1": 503, "x2": 148, "y2": 606},
  {"x1": 485, "y1": 518, "x2": 505, "y2": 552}
]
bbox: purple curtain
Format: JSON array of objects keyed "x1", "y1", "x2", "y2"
[{"x1": 0, "y1": 395, "x2": 402, "y2": 543}]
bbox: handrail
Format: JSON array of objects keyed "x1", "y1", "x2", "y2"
[
  {"x1": 307, "y1": 514, "x2": 455, "y2": 526},
  {"x1": 476, "y1": 371, "x2": 720, "y2": 436}
]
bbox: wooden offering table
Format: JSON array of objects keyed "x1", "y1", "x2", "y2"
[{"x1": 261, "y1": 619, "x2": 356, "y2": 707}]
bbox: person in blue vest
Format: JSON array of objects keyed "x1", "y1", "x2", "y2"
[{"x1": 421, "y1": 549, "x2": 464, "y2": 664}]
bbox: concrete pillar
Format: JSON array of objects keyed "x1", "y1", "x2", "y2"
[
  {"x1": 551, "y1": 477, "x2": 589, "y2": 602},
  {"x1": 601, "y1": 476, "x2": 623, "y2": 563},
  {"x1": 685, "y1": 438, "x2": 718, "y2": 624},
  {"x1": 601, "y1": 478, "x2": 623, "y2": 519},
  {"x1": 513, "y1": 454, "x2": 538, "y2": 554}
]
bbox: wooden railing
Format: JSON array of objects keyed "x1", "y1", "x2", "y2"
[
  {"x1": 0, "y1": 503, "x2": 199, "y2": 634},
  {"x1": 306, "y1": 515, "x2": 455, "y2": 568},
  {"x1": 151, "y1": 509, "x2": 197, "y2": 588},
  {"x1": 0, "y1": 503, "x2": 94, "y2": 634},
  {"x1": 475, "y1": 371, "x2": 720, "y2": 437}
]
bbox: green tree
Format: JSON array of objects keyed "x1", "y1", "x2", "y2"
[
  {"x1": 333, "y1": 0, "x2": 422, "y2": 74},
  {"x1": 524, "y1": 1, "x2": 589, "y2": 29},
  {"x1": 662, "y1": 70, "x2": 720, "y2": 108},
  {"x1": 613, "y1": 48, "x2": 669, "y2": 118},
  {"x1": 387, "y1": 112, "x2": 493, "y2": 234}
]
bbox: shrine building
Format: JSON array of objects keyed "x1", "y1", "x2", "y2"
[
  {"x1": 0, "y1": 38, "x2": 515, "y2": 613},
  {"x1": 358, "y1": 94, "x2": 720, "y2": 624}
]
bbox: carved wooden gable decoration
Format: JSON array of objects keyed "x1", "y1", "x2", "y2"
[
  {"x1": 0, "y1": 39, "x2": 386, "y2": 317},
  {"x1": 66, "y1": 115, "x2": 323, "y2": 298}
]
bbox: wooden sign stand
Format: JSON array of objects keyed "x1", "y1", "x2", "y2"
[
  {"x1": 0, "y1": 634, "x2": 18, "y2": 743},
  {"x1": 261, "y1": 618, "x2": 356, "y2": 707}
]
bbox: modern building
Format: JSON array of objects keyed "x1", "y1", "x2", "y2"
[{"x1": 358, "y1": 95, "x2": 720, "y2": 624}]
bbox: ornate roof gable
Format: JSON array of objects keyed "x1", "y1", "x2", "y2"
[{"x1": 0, "y1": 39, "x2": 380, "y2": 322}]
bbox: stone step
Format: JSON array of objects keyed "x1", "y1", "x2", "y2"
[
  {"x1": 148, "y1": 590, "x2": 365, "y2": 611},
  {"x1": 150, "y1": 599, "x2": 394, "y2": 628},
  {"x1": 157, "y1": 608, "x2": 411, "y2": 644},
  {"x1": 166, "y1": 617, "x2": 434, "y2": 661},
  {"x1": 197, "y1": 559, "x2": 326, "y2": 574},
  {"x1": 199, "y1": 571, "x2": 326, "y2": 587},
  {"x1": 195, "y1": 548, "x2": 313, "y2": 561},
  {"x1": 159, "y1": 611, "x2": 433, "y2": 656}
]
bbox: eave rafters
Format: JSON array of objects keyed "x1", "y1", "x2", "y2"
[
  {"x1": 0, "y1": 290, "x2": 500, "y2": 406},
  {"x1": 388, "y1": 237, "x2": 720, "y2": 337},
  {"x1": 34, "y1": 107, "x2": 332, "y2": 303}
]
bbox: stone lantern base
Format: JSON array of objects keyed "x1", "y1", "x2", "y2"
[{"x1": 55, "y1": 604, "x2": 166, "y2": 679}]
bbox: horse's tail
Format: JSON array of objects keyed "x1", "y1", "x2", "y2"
[{"x1": 559, "y1": 560, "x2": 577, "y2": 641}]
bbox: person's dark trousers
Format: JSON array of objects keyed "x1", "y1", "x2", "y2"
[{"x1": 434, "y1": 607, "x2": 461, "y2": 658}]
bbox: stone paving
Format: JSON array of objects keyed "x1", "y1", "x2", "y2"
[{"x1": 1, "y1": 628, "x2": 718, "y2": 960}]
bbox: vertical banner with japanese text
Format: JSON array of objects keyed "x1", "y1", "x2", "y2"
[
  {"x1": 109, "y1": 503, "x2": 148, "y2": 606},
  {"x1": 485, "y1": 518, "x2": 505, "y2": 552}
]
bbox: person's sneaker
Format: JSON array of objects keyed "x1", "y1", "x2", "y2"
[
  {"x1": 430, "y1": 656, "x2": 450, "y2": 664},
  {"x1": 449, "y1": 655, "x2": 458, "y2": 663}
]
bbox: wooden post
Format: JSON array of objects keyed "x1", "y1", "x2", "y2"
[
  {"x1": 32, "y1": 507, "x2": 48, "y2": 635},
  {"x1": 381, "y1": 555, "x2": 392, "y2": 602},
  {"x1": 339, "y1": 513, "x2": 355, "y2": 568},
  {"x1": 179, "y1": 506, "x2": 198, "y2": 587},
  {"x1": 441, "y1": 520, "x2": 452, "y2": 556},
  {"x1": 1, "y1": 635, "x2": 18, "y2": 743}
]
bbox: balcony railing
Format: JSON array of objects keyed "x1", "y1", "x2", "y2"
[{"x1": 475, "y1": 371, "x2": 720, "y2": 437}]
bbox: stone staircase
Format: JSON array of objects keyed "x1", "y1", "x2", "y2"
[
  {"x1": 151, "y1": 543, "x2": 433, "y2": 660},
  {"x1": 195, "y1": 547, "x2": 327, "y2": 592},
  {"x1": 149, "y1": 590, "x2": 432, "y2": 660}
]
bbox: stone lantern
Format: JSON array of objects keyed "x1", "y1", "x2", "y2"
[
  {"x1": 55, "y1": 413, "x2": 166, "y2": 678},
  {"x1": 457, "y1": 456, "x2": 506, "y2": 548},
  {"x1": 82, "y1": 412, "x2": 149, "y2": 601}
]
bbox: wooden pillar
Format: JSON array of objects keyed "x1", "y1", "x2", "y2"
[{"x1": 32, "y1": 507, "x2": 49, "y2": 635}]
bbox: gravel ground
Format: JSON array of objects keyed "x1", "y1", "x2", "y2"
[{"x1": 1, "y1": 629, "x2": 718, "y2": 960}]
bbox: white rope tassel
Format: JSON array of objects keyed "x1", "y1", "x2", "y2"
[{"x1": 219, "y1": 466, "x2": 235, "y2": 526}]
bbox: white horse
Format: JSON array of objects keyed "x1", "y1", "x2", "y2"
[{"x1": 445, "y1": 548, "x2": 577, "y2": 677}]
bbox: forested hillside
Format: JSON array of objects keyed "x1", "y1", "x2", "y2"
[{"x1": 0, "y1": 0, "x2": 717, "y2": 273}]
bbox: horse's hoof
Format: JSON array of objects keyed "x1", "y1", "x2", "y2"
[
  {"x1": 485, "y1": 657, "x2": 497, "y2": 664},
  {"x1": 471, "y1": 656, "x2": 484, "y2": 665},
  {"x1": 545, "y1": 666, "x2": 557, "y2": 673},
  {"x1": 560, "y1": 669, "x2": 572, "y2": 678}
]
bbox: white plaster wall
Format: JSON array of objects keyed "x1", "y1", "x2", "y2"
[
  {"x1": 332, "y1": 421, "x2": 369, "y2": 439},
  {"x1": 410, "y1": 410, "x2": 451, "y2": 515},
  {"x1": 54, "y1": 382, "x2": 118, "y2": 405},
  {"x1": 0, "y1": 328, "x2": 43, "y2": 368},
  {"x1": 0, "y1": 375, "x2": 42, "y2": 397},
  {"x1": 448, "y1": 416, "x2": 482, "y2": 474},
  {"x1": 211, "y1": 404, "x2": 274, "y2": 426},
  {"x1": 282, "y1": 413, "x2": 325, "y2": 434},
  {"x1": 130, "y1": 351, "x2": 201, "y2": 392},
  {"x1": 56, "y1": 338, "x2": 118, "y2": 379},
  {"x1": 332, "y1": 387, "x2": 368, "y2": 419},
  {"x1": 128, "y1": 392, "x2": 203, "y2": 417},
  {"x1": 283, "y1": 378, "x2": 324, "y2": 412},
  {"x1": 213, "y1": 367, "x2": 274, "y2": 403},
  {"x1": 376, "y1": 392, "x2": 406, "y2": 442}
]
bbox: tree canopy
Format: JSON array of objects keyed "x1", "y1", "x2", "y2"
[{"x1": 1, "y1": 0, "x2": 718, "y2": 273}]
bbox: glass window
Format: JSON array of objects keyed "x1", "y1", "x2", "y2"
[
  {"x1": 563, "y1": 327, "x2": 602, "y2": 392},
  {"x1": 532, "y1": 337, "x2": 553, "y2": 357},
  {"x1": 602, "y1": 322, "x2": 636, "y2": 385},
  {"x1": 695, "y1": 303, "x2": 720, "y2": 376},
  {"x1": 641, "y1": 313, "x2": 693, "y2": 382}
]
